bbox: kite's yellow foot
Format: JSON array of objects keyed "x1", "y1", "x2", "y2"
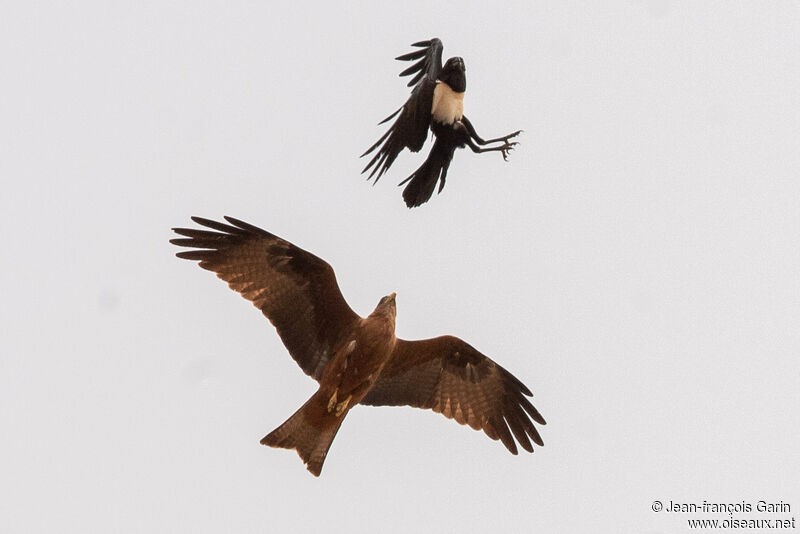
[
  {"x1": 334, "y1": 394, "x2": 352, "y2": 417},
  {"x1": 327, "y1": 390, "x2": 338, "y2": 413}
]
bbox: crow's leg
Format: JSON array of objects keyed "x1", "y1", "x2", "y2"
[
  {"x1": 456, "y1": 122, "x2": 517, "y2": 161},
  {"x1": 464, "y1": 137, "x2": 516, "y2": 161},
  {"x1": 461, "y1": 116, "x2": 522, "y2": 146}
]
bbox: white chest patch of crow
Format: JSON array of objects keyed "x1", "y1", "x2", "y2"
[{"x1": 431, "y1": 82, "x2": 464, "y2": 125}]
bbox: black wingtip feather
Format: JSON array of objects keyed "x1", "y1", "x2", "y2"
[
  {"x1": 507, "y1": 413, "x2": 534, "y2": 453},
  {"x1": 512, "y1": 403, "x2": 542, "y2": 449},
  {"x1": 395, "y1": 49, "x2": 427, "y2": 61},
  {"x1": 361, "y1": 127, "x2": 393, "y2": 160},
  {"x1": 170, "y1": 237, "x2": 209, "y2": 248},
  {"x1": 175, "y1": 250, "x2": 213, "y2": 261},
  {"x1": 188, "y1": 216, "x2": 244, "y2": 235},
  {"x1": 519, "y1": 395, "x2": 547, "y2": 425},
  {"x1": 171, "y1": 217, "x2": 277, "y2": 261},
  {"x1": 171, "y1": 228, "x2": 226, "y2": 240},
  {"x1": 399, "y1": 61, "x2": 423, "y2": 77},
  {"x1": 378, "y1": 107, "x2": 402, "y2": 125},
  {"x1": 510, "y1": 374, "x2": 533, "y2": 397},
  {"x1": 492, "y1": 416, "x2": 518, "y2": 455},
  {"x1": 529, "y1": 425, "x2": 544, "y2": 447},
  {"x1": 223, "y1": 216, "x2": 270, "y2": 236}
]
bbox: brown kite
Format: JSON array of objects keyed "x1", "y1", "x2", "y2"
[{"x1": 171, "y1": 216, "x2": 545, "y2": 476}]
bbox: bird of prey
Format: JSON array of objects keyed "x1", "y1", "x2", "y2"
[
  {"x1": 362, "y1": 38, "x2": 522, "y2": 208},
  {"x1": 171, "y1": 216, "x2": 545, "y2": 476}
]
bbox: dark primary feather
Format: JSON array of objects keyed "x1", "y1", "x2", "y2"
[
  {"x1": 361, "y1": 80, "x2": 436, "y2": 182},
  {"x1": 170, "y1": 216, "x2": 360, "y2": 381},
  {"x1": 395, "y1": 38, "x2": 444, "y2": 87},
  {"x1": 361, "y1": 38, "x2": 444, "y2": 182},
  {"x1": 360, "y1": 336, "x2": 546, "y2": 454}
]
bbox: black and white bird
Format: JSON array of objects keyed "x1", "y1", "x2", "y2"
[{"x1": 362, "y1": 38, "x2": 521, "y2": 208}]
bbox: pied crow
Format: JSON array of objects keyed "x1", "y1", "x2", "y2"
[{"x1": 362, "y1": 38, "x2": 521, "y2": 208}]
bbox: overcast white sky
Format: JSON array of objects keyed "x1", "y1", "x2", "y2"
[{"x1": 2, "y1": 2, "x2": 799, "y2": 533}]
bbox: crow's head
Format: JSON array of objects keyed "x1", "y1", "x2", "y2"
[{"x1": 440, "y1": 56, "x2": 466, "y2": 92}]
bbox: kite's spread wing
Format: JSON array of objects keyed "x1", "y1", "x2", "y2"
[
  {"x1": 171, "y1": 216, "x2": 360, "y2": 381},
  {"x1": 361, "y1": 335, "x2": 545, "y2": 454}
]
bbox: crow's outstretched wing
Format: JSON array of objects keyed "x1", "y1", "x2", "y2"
[
  {"x1": 361, "y1": 39, "x2": 445, "y2": 182},
  {"x1": 360, "y1": 335, "x2": 546, "y2": 454},
  {"x1": 396, "y1": 38, "x2": 444, "y2": 87},
  {"x1": 171, "y1": 216, "x2": 360, "y2": 381}
]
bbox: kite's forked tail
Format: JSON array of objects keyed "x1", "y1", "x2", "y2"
[{"x1": 261, "y1": 391, "x2": 345, "y2": 477}]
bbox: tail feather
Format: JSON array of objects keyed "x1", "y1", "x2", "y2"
[
  {"x1": 399, "y1": 137, "x2": 456, "y2": 208},
  {"x1": 261, "y1": 393, "x2": 345, "y2": 477}
]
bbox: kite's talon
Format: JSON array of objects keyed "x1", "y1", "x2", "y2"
[
  {"x1": 327, "y1": 390, "x2": 338, "y2": 413},
  {"x1": 335, "y1": 394, "x2": 352, "y2": 417}
]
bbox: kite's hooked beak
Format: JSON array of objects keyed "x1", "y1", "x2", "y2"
[{"x1": 377, "y1": 292, "x2": 397, "y2": 310}]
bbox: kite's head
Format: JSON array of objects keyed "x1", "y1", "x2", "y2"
[
  {"x1": 440, "y1": 56, "x2": 466, "y2": 93},
  {"x1": 374, "y1": 292, "x2": 397, "y2": 319},
  {"x1": 379, "y1": 292, "x2": 396, "y2": 307}
]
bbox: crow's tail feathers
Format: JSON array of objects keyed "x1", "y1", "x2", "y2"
[{"x1": 399, "y1": 138, "x2": 456, "y2": 208}]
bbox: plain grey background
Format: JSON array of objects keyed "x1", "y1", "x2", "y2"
[{"x1": 2, "y1": 2, "x2": 798, "y2": 532}]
